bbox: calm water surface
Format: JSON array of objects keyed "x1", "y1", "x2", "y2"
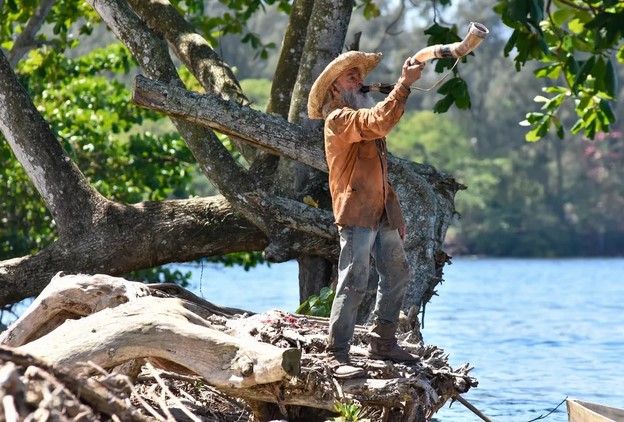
[{"x1": 178, "y1": 258, "x2": 624, "y2": 422}]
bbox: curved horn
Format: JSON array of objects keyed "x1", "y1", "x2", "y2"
[{"x1": 412, "y1": 22, "x2": 489, "y2": 63}]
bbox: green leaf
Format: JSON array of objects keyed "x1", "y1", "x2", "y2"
[
  {"x1": 543, "y1": 85, "x2": 568, "y2": 94},
  {"x1": 585, "y1": 119, "x2": 596, "y2": 139},
  {"x1": 567, "y1": 18, "x2": 585, "y2": 34},
  {"x1": 507, "y1": 0, "x2": 529, "y2": 24},
  {"x1": 311, "y1": 306, "x2": 327, "y2": 317},
  {"x1": 523, "y1": 112, "x2": 546, "y2": 124},
  {"x1": 550, "y1": 115, "x2": 565, "y2": 139},
  {"x1": 570, "y1": 118, "x2": 584, "y2": 134},
  {"x1": 598, "y1": 100, "x2": 615, "y2": 124},
  {"x1": 363, "y1": 1, "x2": 380, "y2": 19},
  {"x1": 528, "y1": 0, "x2": 544, "y2": 27},
  {"x1": 319, "y1": 287, "x2": 333, "y2": 301},
  {"x1": 437, "y1": 77, "x2": 462, "y2": 95},
  {"x1": 572, "y1": 56, "x2": 595, "y2": 93},
  {"x1": 534, "y1": 64, "x2": 561, "y2": 79},
  {"x1": 433, "y1": 95, "x2": 454, "y2": 113},
  {"x1": 551, "y1": 9, "x2": 575, "y2": 26},
  {"x1": 525, "y1": 126, "x2": 543, "y2": 142},
  {"x1": 604, "y1": 59, "x2": 618, "y2": 98}
]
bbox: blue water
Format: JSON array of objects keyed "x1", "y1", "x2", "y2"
[{"x1": 177, "y1": 257, "x2": 624, "y2": 421}]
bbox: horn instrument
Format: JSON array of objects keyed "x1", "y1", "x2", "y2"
[{"x1": 362, "y1": 22, "x2": 489, "y2": 93}]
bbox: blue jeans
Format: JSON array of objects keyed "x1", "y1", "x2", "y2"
[{"x1": 327, "y1": 218, "x2": 410, "y2": 354}]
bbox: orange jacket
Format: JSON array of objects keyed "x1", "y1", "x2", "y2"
[{"x1": 324, "y1": 84, "x2": 409, "y2": 229}]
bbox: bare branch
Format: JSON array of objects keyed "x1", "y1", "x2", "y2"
[
  {"x1": 132, "y1": 75, "x2": 327, "y2": 172},
  {"x1": 7, "y1": 0, "x2": 57, "y2": 67}
]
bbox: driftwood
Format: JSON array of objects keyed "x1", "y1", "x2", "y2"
[{"x1": 0, "y1": 273, "x2": 478, "y2": 421}]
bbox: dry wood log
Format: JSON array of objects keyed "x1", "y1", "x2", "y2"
[
  {"x1": 0, "y1": 273, "x2": 478, "y2": 421},
  {"x1": 15, "y1": 294, "x2": 300, "y2": 389},
  {"x1": 0, "y1": 272, "x2": 152, "y2": 347}
]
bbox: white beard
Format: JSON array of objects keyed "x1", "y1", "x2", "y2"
[{"x1": 339, "y1": 87, "x2": 376, "y2": 110}]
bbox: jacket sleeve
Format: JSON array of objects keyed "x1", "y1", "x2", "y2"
[{"x1": 326, "y1": 84, "x2": 410, "y2": 143}]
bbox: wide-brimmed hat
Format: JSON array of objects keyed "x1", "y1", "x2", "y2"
[{"x1": 307, "y1": 51, "x2": 382, "y2": 119}]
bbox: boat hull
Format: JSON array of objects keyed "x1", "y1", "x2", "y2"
[{"x1": 567, "y1": 399, "x2": 624, "y2": 422}]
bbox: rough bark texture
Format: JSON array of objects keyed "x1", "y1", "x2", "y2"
[{"x1": 131, "y1": 75, "x2": 326, "y2": 171}]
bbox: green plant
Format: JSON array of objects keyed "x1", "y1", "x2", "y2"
[
  {"x1": 330, "y1": 400, "x2": 370, "y2": 422},
  {"x1": 295, "y1": 287, "x2": 334, "y2": 317}
]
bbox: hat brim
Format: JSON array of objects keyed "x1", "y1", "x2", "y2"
[{"x1": 307, "y1": 51, "x2": 382, "y2": 119}]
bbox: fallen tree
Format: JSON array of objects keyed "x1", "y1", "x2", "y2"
[{"x1": 0, "y1": 273, "x2": 477, "y2": 421}]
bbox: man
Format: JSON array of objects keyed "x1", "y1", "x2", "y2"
[{"x1": 307, "y1": 51, "x2": 425, "y2": 378}]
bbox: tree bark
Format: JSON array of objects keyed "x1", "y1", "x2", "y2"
[
  {"x1": 0, "y1": 194, "x2": 267, "y2": 306},
  {"x1": 132, "y1": 75, "x2": 327, "y2": 172}
]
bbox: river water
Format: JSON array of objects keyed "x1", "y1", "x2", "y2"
[{"x1": 178, "y1": 257, "x2": 624, "y2": 422}]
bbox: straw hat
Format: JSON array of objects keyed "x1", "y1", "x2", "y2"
[{"x1": 307, "y1": 51, "x2": 382, "y2": 119}]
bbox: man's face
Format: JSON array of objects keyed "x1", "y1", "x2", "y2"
[
  {"x1": 334, "y1": 68, "x2": 363, "y2": 92},
  {"x1": 332, "y1": 67, "x2": 375, "y2": 110}
]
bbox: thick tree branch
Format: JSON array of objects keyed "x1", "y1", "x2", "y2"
[
  {"x1": 243, "y1": 191, "x2": 337, "y2": 240},
  {"x1": 0, "y1": 50, "x2": 104, "y2": 238},
  {"x1": 126, "y1": 0, "x2": 258, "y2": 162},
  {"x1": 0, "y1": 196, "x2": 267, "y2": 306},
  {"x1": 132, "y1": 75, "x2": 327, "y2": 172},
  {"x1": 289, "y1": 0, "x2": 354, "y2": 123},
  {"x1": 86, "y1": 0, "x2": 253, "y2": 194},
  {"x1": 126, "y1": 0, "x2": 247, "y2": 104},
  {"x1": 88, "y1": 0, "x2": 315, "y2": 253},
  {"x1": 266, "y1": 0, "x2": 314, "y2": 116}
]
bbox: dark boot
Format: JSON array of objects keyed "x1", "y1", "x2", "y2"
[
  {"x1": 367, "y1": 321, "x2": 418, "y2": 363},
  {"x1": 326, "y1": 351, "x2": 366, "y2": 379}
]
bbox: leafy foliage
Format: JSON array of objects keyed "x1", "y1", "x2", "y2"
[
  {"x1": 1, "y1": 0, "x2": 99, "y2": 52},
  {"x1": 0, "y1": 43, "x2": 196, "y2": 258},
  {"x1": 296, "y1": 287, "x2": 334, "y2": 317},
  {"x1": 503, "y1": 0, "x2": 622, "y2": 141},
  {"x1": 423, "y1": 22, "x2": 475, "y2": 113},
  {"x1": 172, "y1": 0, "x2": 290, "y2": 59}
]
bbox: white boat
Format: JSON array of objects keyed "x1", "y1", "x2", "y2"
[{"x1": 567, "y1": 398, "x2": 624, "y2": 422}]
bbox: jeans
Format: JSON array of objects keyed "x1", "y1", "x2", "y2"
[{"x1": 327, "y1": 218, "x2": 410, "y2": 354}]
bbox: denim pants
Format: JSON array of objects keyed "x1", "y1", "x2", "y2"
[{"x1": 327, "y1": 218, "x2": 410, "y2": 354}]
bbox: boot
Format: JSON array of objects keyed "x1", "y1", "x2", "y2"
[
  {"x1": 367, "y1": 321, "x2": 418, "y2": 363},
  {"x1": 326, "y1": 351, "x2": 367, "y2": 379}
]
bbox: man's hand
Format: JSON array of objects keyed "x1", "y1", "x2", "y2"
[{"x1": 398, "y1": 57, "x2": 425, "y2": 90}]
